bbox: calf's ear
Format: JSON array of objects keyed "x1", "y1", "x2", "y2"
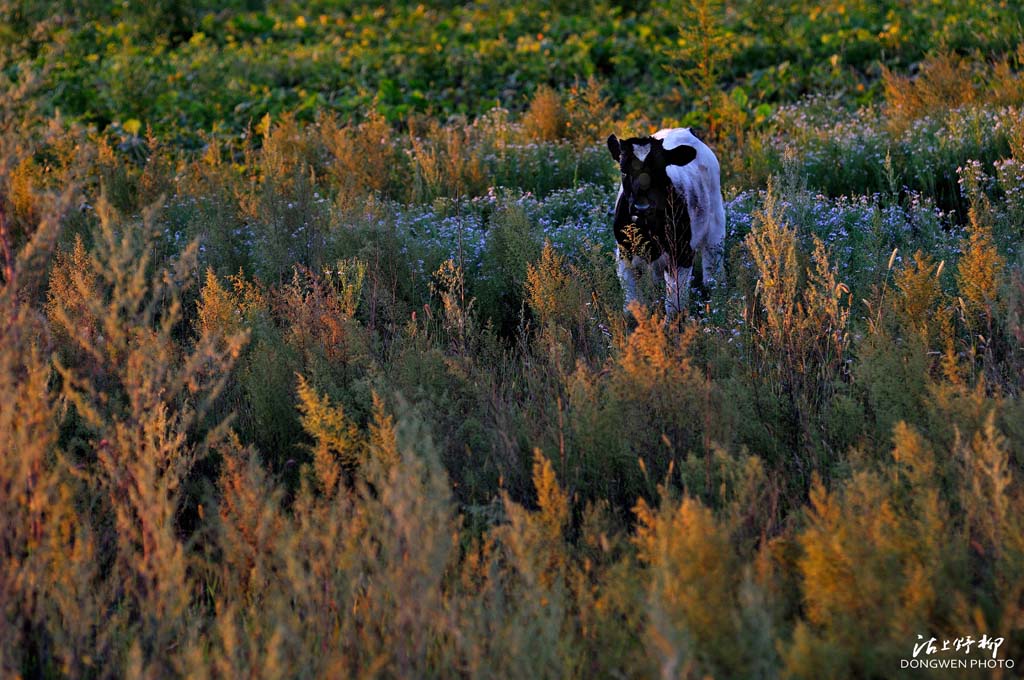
[
  {"x1": 607, "y1": 134, "x2": 621, "y2": 161},
  {"x1": 664, "y1": 144, "x2": 697, "y2": 167}
]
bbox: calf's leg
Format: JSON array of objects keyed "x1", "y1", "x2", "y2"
[
  {"x1": 616, "y1": 246, "x2": 640, "y2": 312},
  {"x1": 664, "y1": 264, "x2": 691, "y2": 318},
  {"x1": 701, "y1": 237, "x2": 725, "y2": 289}
]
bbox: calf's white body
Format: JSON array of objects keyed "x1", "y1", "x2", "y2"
[{"x1": 613, "y1": 127, "x2": 725, "y2": 316}]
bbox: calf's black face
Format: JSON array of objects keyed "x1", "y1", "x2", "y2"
[{"x1": 607, "y1": 134, "x2": 697, "y2": 258}]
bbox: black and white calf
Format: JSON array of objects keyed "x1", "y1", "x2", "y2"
[{"x1": 607, "y1": 128, "x2": 725, "y2": 316}]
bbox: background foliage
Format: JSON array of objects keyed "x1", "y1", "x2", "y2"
[{"x1": 2, "y1": 0, "x2": 1023, "y2": 677}]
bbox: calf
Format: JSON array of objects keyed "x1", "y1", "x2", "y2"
[{"x1": 607, "y1": 127, "x2": 725, "y2": 316}]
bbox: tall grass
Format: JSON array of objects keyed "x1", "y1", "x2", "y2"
[{"x1": 1, "y1": 45, "x2": 1024, "y2": 678}]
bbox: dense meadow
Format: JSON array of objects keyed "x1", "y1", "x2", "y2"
[{"x1": 2, "y1": 1, "x2": 1024, "y2": 677}]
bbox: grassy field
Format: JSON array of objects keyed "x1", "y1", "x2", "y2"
[{"x1": 2, "y1": 1, "x2": 1024, "y2": 677}]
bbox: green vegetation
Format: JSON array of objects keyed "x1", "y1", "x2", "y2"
[
  {"x1": 5, "y1": 0, "x2": 1023, "y2": 136},
  {"x1": 2, "y1": 1, "x2": 1023, "y2": 677}
]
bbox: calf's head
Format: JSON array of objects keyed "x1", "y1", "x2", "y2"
[{"x1": 607, "y1": 134, "x2": 697, "y2": 226}]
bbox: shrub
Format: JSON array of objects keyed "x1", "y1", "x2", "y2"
[
  {"x1": 523, "y1": 85, "x2": 568, "y2": 142},
  {"x1": 45, "y1": 199, "x2": 246, "y2": 673},
  {"x1": 739, "y1": 184, "x2": 851, "y2": 487}
]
